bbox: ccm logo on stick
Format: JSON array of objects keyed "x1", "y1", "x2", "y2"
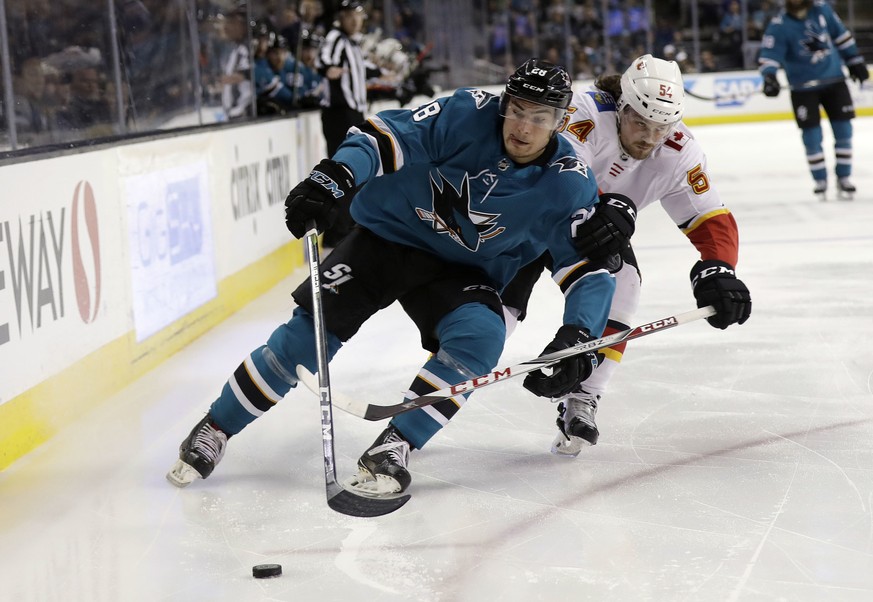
[
  {"x1": 639, "y1": 317, "x2": 678, "y2": 332},
  {"x1": 450, "y1": 368, "x2": 513, "y2": 394}
]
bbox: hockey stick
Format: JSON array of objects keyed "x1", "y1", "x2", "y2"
[
  {"x1": 302, "y1": 223, "x2": 411, "y2": 517},
  {"x1": 299, "y1": 305, "x2": 716, "y2": 422}
]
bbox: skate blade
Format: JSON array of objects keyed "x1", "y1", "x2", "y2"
[
  {"x1": 837, "y1": 191, "x2": 855, "y2": 201},
  {"x1": 550, "y1": 433, "x2": 592, "y2": 458},
  {"x1": 815, "y1": 192, "x2": 827, "y2": 202},
  {"x1": 343, "y1": 469, "x2": 405, "y2": 498},
  {"x1": 166, "y1": 459, "x2": 201, "y2": 488}
]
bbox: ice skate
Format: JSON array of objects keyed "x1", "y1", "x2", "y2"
[
  {"x1": 551, "y1": 390, "x2": 600, "y2": 457},
  {"x1": 813, "y1": 180, "x2": 827, "y2": 202},
  {"x1": 837, "y1": 177, "x2": 855, "y2": 201},
  {"x1": 166, "y1": 414, "x2": 228, "y2": 487},
  {"x1": 346, "y1": 425, "x2": 412, "y2": 496}
]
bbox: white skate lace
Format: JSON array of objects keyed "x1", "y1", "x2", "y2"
[
  {"x1": 193, "y1": 425, "x2": 225, "y2": 462},
  {"x1": 369, "y1": 431, "x2": 409, "y2": 468}
]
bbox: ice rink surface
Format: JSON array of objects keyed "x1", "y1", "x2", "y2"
[{"x1": 2, "y1": 118, "x2": 873, "y2": 602}]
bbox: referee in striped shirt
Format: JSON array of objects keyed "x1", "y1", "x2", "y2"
[{"x1": 318, "y1": 0, "x2": 382, "y2": 247}]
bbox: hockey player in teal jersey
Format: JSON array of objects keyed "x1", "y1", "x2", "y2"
[
  {"x1": 167, "y1": 59, "x2": 620, "y2": 496},
  {"x1": 254, "y1": 33, "x2": 325, "y2": 114},
  {"x1": 758, "y1": 0, "x2": 869, "y2": 200}
]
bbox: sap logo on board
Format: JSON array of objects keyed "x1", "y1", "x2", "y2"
[{"x1": 713, "y1": 77, "x2": 761, "y2": 108}]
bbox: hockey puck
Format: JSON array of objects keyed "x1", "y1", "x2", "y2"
[{"x1": 252, "y1": 564, "x2": 282, "y2": 579}]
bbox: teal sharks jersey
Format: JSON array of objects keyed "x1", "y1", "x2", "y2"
[
  {"x1": 759, "y1": 0, "x2": 861, "y2": 90},
  {"x1": 332, "y1": 87, "x2": 615, "y2": 333}
]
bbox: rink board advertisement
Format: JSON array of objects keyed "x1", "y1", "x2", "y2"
[
  {"x1": 0, "y1": 153, "x2": 130, "y2": 405},
  {"x1": 680, "y1": 68, "x2": 873, "y2": 122},
  {"x1": 0, "y1": 118, "x2": 309, "y2": 469},
  {"x1": 122, "y1": 160, "x2": 217, "y2": 342},
  {"x1": 218, "y1": 121, "x2": 301, "y2": 277}
]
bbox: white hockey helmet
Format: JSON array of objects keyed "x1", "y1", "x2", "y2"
[{"x1": 618, "y1": 54, "x2": 685, "y2": 125}]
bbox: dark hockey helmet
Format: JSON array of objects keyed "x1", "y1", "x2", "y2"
[
  {"x1": 500, "y1": 59, "x2": 572, "y2": 130},
  {"x1": 504, "y1": 59, "x2": 572, "y2": 110}
]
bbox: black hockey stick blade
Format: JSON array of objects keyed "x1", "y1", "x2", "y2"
[
  {"x1": 302, "y1": 224, "x2": 411, "y2": 517},
  {"x1": 296, "y1": 362, "x2": 412, "y2": 517},
  {"x1": 311, "y1": 306, "x2": 716, "y2": 421},
  {"x1": 326, "y1": 482, "x2": 411, "y2": 517}
]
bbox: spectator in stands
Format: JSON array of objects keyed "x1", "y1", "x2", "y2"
[
  {"x1": 717, "y1": 0, "x2": 744, "y2": 68},
  {"x1": 255, "y1": 33, "x2": 296, "y2": 115},
  {"x1": 700, "y1": 49, "x2": 719, "y2": 72},
  {"x1": 220, "y1": 4, "x2": 253, "y2": 121},
  {"x1": 662, "y1": 38, "x2": 695, "y2": 74},
  {"x1": 256, "y1": 29, "x2": 325, "y2": 115},
  {"x1": 294, "y1": 30, "x2": 326, "y2": 107},
  {"x1": 581, "y1": 33, "x2": 606, "y2": 76},
  {"x1": 625, "y1": 0, "x2": 649, "y2": 48},
  {"x1": 605, "y1": 0, "x2": 625, "y2": 41},
  {"x1": 573, "y1": 46, "x2": 596, "y2": 79},
  {"x1": 6, "y1": 0, "x2": 60, "y2": 72},
  {"x1": 54, "y1": 65, "x2": 114, "y2": 139},
  {"x1": 574, "y1": 3, "x2": 603, "y2": 44},
  {"x1": 748, "y1": 0, "x2": 776, "y2": 41},
  {"x1": 510, "y1": 7, "x2": 536, "y2": 65},
  {"x1": 489, "y1": 11, "x2": 511, "y2": 64},
  {"x1": 541, "y1": 1, "x2": 570, "y2": 53},
  {"x1": 283, "y1": 0, "x2": 326, "y2": 55},
  {"x1": 12, "y1": 56, "x2": 54, "y2": 146},
  {"x1": 396, "y1": 4, "x2": 424, "y2": 48}
]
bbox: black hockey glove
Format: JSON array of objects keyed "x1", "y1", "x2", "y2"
[
  {"x1": 572, "y1": 193, "x2": 637, "y2": 260},
  {"x1": 284, "y1": 159, "x2": 356, "y2": 239},
  {"x1": 690, "y1": 259, "x2": 752, "y2": 330},
  {"x1": 762, "y1": 72, "x2": 780, "y2": 97},
  {"x1": 523, "y1": 325, "x2": 603, "y2": 398},
  {"x1": 847, "y1": 56, "x2": 869, "y2": 83}
]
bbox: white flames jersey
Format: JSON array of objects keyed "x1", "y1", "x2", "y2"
[{"x1": 558, "y1": 88, "x2": 739, "y2": 265}]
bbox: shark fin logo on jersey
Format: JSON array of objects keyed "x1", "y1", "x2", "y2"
[
  {"x1": 467, "y1": 89, "x2": 493, "y2": 109},
  {"x1": 800, "y1": 24, "x2": 831, "y2": 64},
  {"x1": 416, "y1": 170, "x2": 505, "y2": 251},
  {"x1": 551, "y1": 156, "x2": 589, "y2": 178}
]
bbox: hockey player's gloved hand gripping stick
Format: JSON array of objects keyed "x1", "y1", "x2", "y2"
[
  {"x1": 285, "y1": 160, "x2": 356, "y2": 238},
  {"x1": 522, "y1": 325, "x2": 603, "y2": 398},
  {"x1": 690, "y1": 260, "x2": 752, "y2": 330},
  {"x1": 302, "y1": 222, "x2": 410, "y2": 517},
  {"x1": 299, "y1": 306, "x2": 716, "y2": 422}
]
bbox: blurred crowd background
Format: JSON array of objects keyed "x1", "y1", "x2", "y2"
[{"x1": 1, "y1": 0, "x2": 871, "y2": 153}]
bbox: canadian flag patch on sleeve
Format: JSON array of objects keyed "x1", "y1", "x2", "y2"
[{"x1": 664, "y1": 131, "x2": 689, "y2": 152}]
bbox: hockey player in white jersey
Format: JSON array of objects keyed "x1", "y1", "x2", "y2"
[{"x1": 503, "y1": 54, "x2": 752, "y2": 456}]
